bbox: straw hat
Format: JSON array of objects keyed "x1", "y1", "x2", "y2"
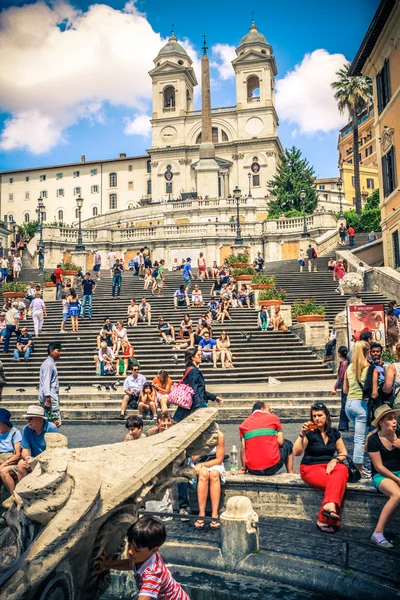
[
  {"x1": 23, "y1": 405, "x2": 47, "y2": 419},
  {"x1": 372, "y1": 404, "x2": 400, "y2": 427}
]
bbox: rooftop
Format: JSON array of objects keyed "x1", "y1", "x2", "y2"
[
  {"x1": 238, "y1": 20, "x2": 268, "y2": 48},
  {"x1": 157, "y1": 32, "x2": 188, "y2": 58}
]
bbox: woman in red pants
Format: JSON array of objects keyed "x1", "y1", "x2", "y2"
[{"x1": 293, "y1": 402, "x2": 349, "y2": 533}]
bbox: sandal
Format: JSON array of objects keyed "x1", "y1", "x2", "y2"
[
  {"x1": 322, "y1": 510, "x2": 340, "y2": 521},
  {"x1": 194, "y1": 519, "x2": 205, "y2": 529},
  {"x1": 316, "y1": 523, "x2": 336, "y2": 534},
  {"x1": 210, "y1": 520, "x2": 220, "y2": 529}
]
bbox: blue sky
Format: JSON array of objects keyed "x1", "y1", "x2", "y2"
[{"x1": 0, "y1": 0, "x2": 380, "y2": 177}]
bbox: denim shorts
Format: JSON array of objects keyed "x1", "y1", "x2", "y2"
[
  {"x1": 372, "y1": 470, "x2": 400, "y2": 490},
  {"x1": 62, "y1": 313, "x2": 68, "y2": 322}
]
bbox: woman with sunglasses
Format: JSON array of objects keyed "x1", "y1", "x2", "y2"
[{"x1": 293, "y1": 402, "x2": 348, "y2": 534}]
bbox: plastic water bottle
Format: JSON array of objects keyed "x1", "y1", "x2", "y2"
[{"x1": 230, "y1": 445, "x2": 239, "y2": 476}]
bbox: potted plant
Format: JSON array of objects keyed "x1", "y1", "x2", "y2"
[
  {"x1": 2, "y1": 282, "x2": 27, "y2": 299},
  {"x1": 233, "y1": 266, "x2": 256, "y2": 281},
  {"x1": 293, "y1": 298, "x2": 326, "y2": 322},
  {"x1": 43, "y1": 273, "x2": 56, "y2": 287},
  {"x1": 61, "y1": 262, "x2": 79, "y2": 276},
  {"x1": 258, "y1": 287, "x2": 286, "y2": 307},
  {"x1": 251, "y1": 273, "x2": 276, "y2": 290},
  {"x1": 226, "y1": 252, "x2": 250, "y2": 268}
]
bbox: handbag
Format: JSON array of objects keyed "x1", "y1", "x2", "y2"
[
  {"x1": 168, "y1": 367, "x2": 194, "y2": 409},
  {"x1": 343, "y1": 456, "x2": 361, "y2": 483}
]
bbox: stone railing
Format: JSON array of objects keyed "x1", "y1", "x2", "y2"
[
  {"x1": 42, "y1": 226, "x2": 98, "y2": 243},
  {"x1": 114, "y1": 221, "x2": 261, "y2": 242},
  {"x1": 262, "y1": 212, "x2": 337, "y2": 235}
]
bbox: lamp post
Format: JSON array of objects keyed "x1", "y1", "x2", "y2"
[
  {"x1": 300, "y1": 190, "x2": 310, "y2": 238},
  {"x1": 37, "y1": 197, "x2": 45, "y2": 247},
  {"x1": 247, "y1": 172, "x2": 252, "y2": 198},
  {"x1": 233, "y1": 186, "x2": 243, "y2": 244},
  {"x1": 337, "y1": 178, "x2": 344, "y2": 219},
  {"x1": 75, "y1": 196, "x2": 85, "y2": 251}
]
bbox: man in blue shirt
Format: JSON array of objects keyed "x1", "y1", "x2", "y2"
[
  {"x1": 17, "y1": 405, "x2": 57, "y2": 484},
  {"x1": 199, "y1": 331, "x2": 217, "y2": 368},
  {"x1": 80, "y1": 271, "x2": 96, "y2": 318},
  {"x1": 13, "y1": 326, "x2": 34, "y2": 361},
  {"x1": 182, "y1": 258, "x2": 193, "y2": 290}
]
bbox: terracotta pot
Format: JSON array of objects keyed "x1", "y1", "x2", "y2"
[
  {"x1": 252, "y1": 284, "x2": 273, "y2": 290},
  {"x1": 44, "y1": 282, "x2": 56, "y2": 287},
  {"x1": 234, "y1": 275, "x2": 253, "y2": 281},
  {"x1": 231, "y1": 263, "x2": 250, "y2": 268},
  {"x1": 62, "y1": 270, "x2": 77, "y2": 276},
  {"x1": 3, "y1": 292, "x2": 25, "y2": 299},
  {"x1": 258, "y1": 299, "x2": 283, "y2": 307},
  {"x1": 296, "y1": 314, "x2": 325, "y2": 323}
]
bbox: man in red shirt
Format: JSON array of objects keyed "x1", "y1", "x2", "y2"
[
  {"x1": 348, "y1": 225, "x2": 355, "y2": 248},
  {"x1": 239, "y1": 401, "x2": 293, "y2": 475},
  {"x1": 53, "y1": 264, "x2": 63, "y2": 300}
]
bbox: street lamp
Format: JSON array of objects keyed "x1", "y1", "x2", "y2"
[
  {"x1": 300, "y1": 190, "x2": 310, "y2": 238},
  {"x1": 75, "y1": 196, "x2": 85, "y2": 251},
  {"x1": 233, "y1": 186, "x2": 243, "y2": 244},
  {"x1": 37, "y1": 197, "x2": 45, "y2": 247},
  {"x1": 247, "y1": 172, "x2": 252, "y2": 198},
  {"x1": 337, "y1": 178, "x2": 344, "y2": 219}
]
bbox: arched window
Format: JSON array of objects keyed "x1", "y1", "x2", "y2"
[
  {"x1": 92, "y1": 206, "x2": 98, "y2": 216},
  {"x1": 24, "y1": 212, "x2": 30, "y2": 223},
  {"x1": 247, "y1": 75, "x2": 260, "y2": 100},
  {"x1": 109, "y1": 194, "x2": 117, "y2": 210},
  {"x1": 8, "y1": 214, "x2": 15, "y2": 222},
  {"x1": 58, "y1": 210, "x2": 63, "y2": 221},
  {"x1": 147, "y1": 180, "x2": 152, "y2": 195},
  {"x1": 163, "y1": 86, "x2": 175, "y2": 109},
  {"x1": 109, "y1": 172, "x2": 117, "y2": 187},
  {"x1": 146, "y1": 159, "x2": 151, "y2": 174},
  {"x1": 221, "y1": 129, "x2": 228, "y2": 142}
]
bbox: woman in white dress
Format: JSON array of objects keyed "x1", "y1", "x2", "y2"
[{"x1": 13, "y1": 256, "x2": 22, "y2": 278}]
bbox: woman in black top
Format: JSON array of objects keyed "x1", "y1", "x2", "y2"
[
  {"x1": 174, "y1": 347, "x2": 223, "y2": 423},
  {"x1": 367, "y1": 404, "x2": 400, "y2": 549},
  {"x1": 293, "y1": 403, "x2": 348, "y2": 534}
]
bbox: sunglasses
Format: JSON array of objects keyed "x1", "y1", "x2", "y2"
[{"x1": 312, "y1": 403, "x2": 326, "y2": 410}]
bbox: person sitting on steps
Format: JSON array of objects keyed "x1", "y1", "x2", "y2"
[
  {"x1": 157, "y1": 317, "x2": 176, "y2": 344},
  {"x1": 138, "y1": 383, "x2": 158, "y2": 421},
  {"x1": 174, "y1": 285, "x2": 190, "y2": 309},
  {"x1": 258, "y1": 306, "x2": 271, "y2": 331},
  {"x1": 119, "y1": 365, "x2": 147, "y2": 419}
]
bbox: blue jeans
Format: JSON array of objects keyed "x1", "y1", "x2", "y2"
[
  {"x1": 339, "y1": 391, "x2": 349, "y2": 430},
  {"x1": 56, "y1": 282, "x2": 63, "y2": 300},
  {"x1": 345, "y1": 399, "x2": 368, "y2": 464},
  {"x1": 183, "y1": 277, "x2": 191, "y2": 289},
  {"x1": 4, "y1": 325, "x2": 16, "y2": 353},
  {"x1": 38, "y1": 259, "x2": 44, "y2": 275},
  {"x1": 81, "y1": 294, "x2": 93, "y2": 317},
  {"x1": 349, "y1": 236, "x2": 355, "y2": 247},
  {"x1": 13, "y1": 346, "x2": 33, "y2": 360},
  {"x1": 112, "y1": 275, "x2": 122, "y2": 296},
  {"x1": 1, "y1": 268, "x2": 7, "y2": 281}
]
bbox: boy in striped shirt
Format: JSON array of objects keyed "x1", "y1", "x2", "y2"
[{"x1": 95, "y1": 516, "x2": 189, "y2": 599}]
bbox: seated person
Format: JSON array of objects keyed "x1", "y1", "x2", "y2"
[
  {"x1": 127, "y1": 259, "x2": 135, "y2": 271},
  {"x1": 216, "y1": 299, "x2": 232, "y2": 323},
  {"x1": 191, "y1": 284, "x2": 203, "y2": 307},
  {"x1": 97, "y1": 318, "x2": 114, "y2": 348},
  {"x1": 147, "y1": 411, "x2": 174, "y2": 436},
  {"x1": 293, "y1": 403, "x2": 348, "y2": 534},
  {"x1": 271, "y1": 305, "x2": 287, "y2": 332},
  {"x1": 216, "y1": 330, "x2": 234, "y2": 369},
  {"x1": 327, "y1": 257, "x2": 336, "y2": 272},
  {"x1": 367, "y1": 404, "x2": 400, "y2": 549},
  {"x1": 63, "y1": 277, "x2": 73, "y2": 291},
  {"x1": 138, "y1": 298, "x2": 152, "y2": 325},
  {"x1": 171, "y1": 258, "x2": 180, "y2": 271},
  {"x1": 124, "y1": 415, "x2": 144, "y2": 441},
  {"x1": 174, "y1": 285, "x2": 189, "y2": 309},
  {"x1": 158, "y1": 317, "x2": 175, "y2": 344},
  {"x1": 239, "y1": 401, "x2": 293, "y2": 476},
  {"x1": 0, "y1": 408, "x2": 22, "y2": 494},
  {"x1": 119, "y1": 365, "x2": 147, "y2": 419},
  {"x1": 193, "y1": 429, "x2": 225, "y2": 530},
  {"x1": 220, "y1": 283, "x2": 233, "y2": 306},
  {"x1": 26, "y1": 282, "x2": 36, "y2": 304},
  {"x1": 180, "y1": 314, "x2": 193, "y2": 340},
  {"x1": 199, "y1": 331, "x2": 217, "y2": 368},
  {"x1": 143, "y1": 268, "x2": 152, "y2": 290},
  {"x1": 94, "y1": 342, "x2": 116, "y2": 375},
  {"x1": 152, "y1": 370, "x2": 173, "y2": 413},
  {"x1": 324, "y1": 328, "x2": 337, "y2": 362},
  {"x1": 112, "y1": 320, "x2": 128, "y2": 354},
  {"x1": 209, "y1": 261, "x2": 219, "y2": 278},
  {"x1": 117, "y1": 339, "x2": 135, "y2": 376},
  {"x1": 13, "y1": 326, "x2": 34, "y2": 361},
  {"x1": 196, "y1": 313, "x2": 212, "y2": 337},
  {"x1": 138, "y1": 383, "x2": 158, "y2": 420},
  {"x1": 0, "y1": 312, "x2": 6, "y2": 339},
  {"x1": 207, "y1": 296, "x2": 219, "y2": 321},
  {"x1": 237, "y1": 284, "x2": 252, "y2": 308},
  {"x1": 258, "y1": 306, "x2": 271, "y2": 331},
  {"x1": 210, "y1": 276, "x2": 223, "y2": 297},
  {"x1": 127, "y1": 299, "x2": 139, "y2": 327}
]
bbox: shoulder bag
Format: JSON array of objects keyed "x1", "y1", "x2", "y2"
[
  {"x1": 342, "y1": 456, "x2": 361, "y2": 484},
  {"x1": 168, "y1": 367, "x2": 194, "y2": 409}
]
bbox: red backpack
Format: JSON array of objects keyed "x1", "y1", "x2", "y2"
[{"x1": 313, "y1": 249, "x2": 318, "y2": 259}]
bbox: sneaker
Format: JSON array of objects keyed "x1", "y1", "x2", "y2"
[
  {"x1": 97, "y1": 278, "x2": 101, "y2": 281},
  {"x1": 179, "y1": 508, "x2": 190, "y2": 522},
  {"x1": 118, "y1": 414, "x2": 125, "y2": 420},
  {"x1": 153, "y1": 415, "x2": 157, "y2": 420},
  {"x1": 361, "y1": 467, "x2": 371, "y2": 479},
  {"x1": 161, "y1": 516, "x2": 173, "y2": 522}
]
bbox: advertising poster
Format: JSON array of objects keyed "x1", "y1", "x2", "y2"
[{"x1": 347, "y1": 304, "x2": 386, "y2": 350}]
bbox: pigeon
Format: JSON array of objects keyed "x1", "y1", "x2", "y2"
[
  {"x1": 111, "y1": 383, "x2": 117, "y2": 391},
  {"x1": 246, "y1": 334, "x2": 252, "y2": 343},
  {"x1": 35, "y1": 384, "x2": 40, "y2": 390},
  {"x1": 16, "y1": 388, "x2": 26, "y2": 393},
  {"x1": 96, "y1": 384, "x2": 102, "y2": 392},
  {"x1": 115, "y1": 380, "x2": 121, "y2": 387},
  {"x1": 173, "y1": 354, "x2": 179, "y2": 365},
  {"x1": 64, "y1": 385, "x2": 71, "y2": 392},
  {"x1": 104, "y1": 385, "x2": 111, "y2": 391},
  {"x1": 239, "y1": 331, "x2": 247, "y2": 338}
]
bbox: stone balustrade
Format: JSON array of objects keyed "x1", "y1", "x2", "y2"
[{"x1": 262, "y1": 212, "x2": 337, "y2": 235}]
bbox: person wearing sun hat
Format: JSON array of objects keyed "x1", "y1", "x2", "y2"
[
  {"x1": 366, "y1": 404, "x2": 400, "y2": 549},
  {"x1": 0, "y1": 408, "x2": 22, "y2": 493}
]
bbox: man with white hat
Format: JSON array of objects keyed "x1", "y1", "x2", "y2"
[{"x1": 16, "y1": 405, "x2": 58, "y2": 486}]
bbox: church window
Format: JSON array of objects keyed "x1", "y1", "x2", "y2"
[
  {"x1": 57, "y1": 189, "x2": 64, "y2": 197},
  {"x1": 24, "y1": 212, "x2": 30, "y2": 223},
  {"x1": 163, "y1": 86, "x2": 175, "y2": 109},
  {"x1": 109, "y1": 194, "x2": 117, "y2": 209},
  {"x1": 166, "y1": 164, "x2": 172, "y2": 170},
  {"x1": 261, "y1": 50, "x2": 266, "y2": 54},
  {"x1": 91, "y1": 185, "x2": 99, "y2": 193},
  {"x1": 92, "y1": 206, "x2": 98, "y2": 216},
  {"x1": 253, "y1": 156, "x2": 258, "y2": 162},
  {"x1": 252, "y1": 174, "x2": 260, "y2": 187},
  {"x1": 8, "y1": 214, "x2": 14, "y2": 222},
  {"x1": 178, "y1": 60, "x2": 184, "y2": 65},
  {"x1": 40, "y1": 190, "x2": 48, "y2": 198},
  {"x1": 9, "y1": 178, "x2": 13, "y2": 184},
  {"x1": 128, "y1": 165, "x2": 133, "y2": 171},
  {"x1": 58, "y1": 210, "x2": 64, "y2": 221},
  {"x1": 40, "y1": 174, "x2": 46, "y2": 181},
  {"x1": 146, "y1": 160, "x2": 151, "y2": 173},
  {"x1": 212, "y1": 127, "x2": 218, "y2": 143},
  {"x1": 109, "y1": 172, "x2": 117, "y2": 187},
  {"x1": 147, "y1": 180, "x2": 152, "y2": 195},
  {"x1": 247, "y1": 75, "x2": 260, "y2": 101},
  {"x1": 221, "y1": 130, "x2": 228, "y2": 142},
  {"x1": 73, "y1": 187, "x2": 81, "y2": 195}
]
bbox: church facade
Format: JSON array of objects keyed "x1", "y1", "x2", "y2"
[{"x1": 0, "y1": 21, "x2": 282, "y2": 226}]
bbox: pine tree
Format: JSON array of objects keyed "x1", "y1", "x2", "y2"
[{"x1": 267, "y1": 147, "x2": 319, "y2": 217}]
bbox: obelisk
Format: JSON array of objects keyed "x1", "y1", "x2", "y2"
[{"x1": 195, "y1": 35, "x2": 219, "y2": 198}]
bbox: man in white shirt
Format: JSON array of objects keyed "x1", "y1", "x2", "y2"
[
  {"x1": 119, "y1": 365, "x2": 146, "y2": 419},
  {"x1": 107, "y1": 249, "x2": 117, "y2": 276}
]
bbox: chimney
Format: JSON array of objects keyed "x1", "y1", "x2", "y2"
[
  {"x1": 119, "y1": 153, "x2": 126, "y2": 159},
  {"x1": 81, "y1": 154, "x2": 86, "y2": 163}
]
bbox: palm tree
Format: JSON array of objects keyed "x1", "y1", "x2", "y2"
[{"x1": 332, "y1": 64, "x2": 373, "y2": 214}]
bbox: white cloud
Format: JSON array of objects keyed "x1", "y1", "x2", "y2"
[
  {"x1": 211, "y1": 43, "x2": 236, "y2": 80},
  {"x1": 0, "y1": 1, "x2": 202, "y2": 153},
  {"x1": 276, "y1": 49, "x2": 348, "y2": 135},
  {"x1": 124, "y1": 114, "x2": 151, "y2": 137}
]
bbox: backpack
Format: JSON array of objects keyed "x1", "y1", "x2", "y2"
[
  {"x1": 313, "y1": 249, "x2": 318, "y2": 259},
  {"x1": 152, "y1": 268, "x2": 159, "y2": 278},
  {"x1": 51, "y1": 273, "x2": 57, "y2": 284},
  {"x1": 360, "y1": 364, "x2": 398, "y2": 426}
]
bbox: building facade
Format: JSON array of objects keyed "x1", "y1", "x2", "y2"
[
  {"x1": 349, "y1": 0, "x2": 400, "y2": 270},
  {"x1": 0, "y1": 21, "x2": 282, "y2": 228},
  {"x1": 314, "y1": 177, "x2": 352, "y2": 213}
]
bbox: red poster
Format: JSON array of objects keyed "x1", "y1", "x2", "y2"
[{"x1": 347, "y1": 304, "x2": 386, "y2": 349}]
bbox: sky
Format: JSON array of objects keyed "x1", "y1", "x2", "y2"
[{"x1": 0, "y1": 0, "x2": 380, "y2": 177}]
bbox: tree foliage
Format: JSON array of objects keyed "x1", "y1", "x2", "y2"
[
  {"x1": 267, "y1": 147, "x2": 319, "y2": 218},
  {"x1": 17, "y1": 221, "x2": 39, "y2": 239},
  {"x1": 339, "y1": 189, "x2": 381, "y2": 233}
]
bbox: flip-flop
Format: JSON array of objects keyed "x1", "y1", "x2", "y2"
[
  {"x1": 194, "y1": 519, "x2": 205, "y2": 530},
  {"x1": 210, "y1": 520, "x2": 220, "y2": 529},
  {"x1": 322, "y1": 510, "x2": 340, "y2": 521},
  {"x1": 317, "y1": 523, "x2": 336, "y2": 534}
]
